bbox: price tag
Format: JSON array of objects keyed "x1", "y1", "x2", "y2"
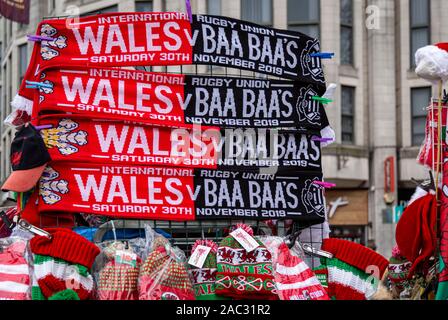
[
  {"x1": 188, "y1": 245, "x2": 211, "y2": 268},
  {"x1": 115, "y1": 250, "x2": 137, "y2": 267},
  {"x1": 230, "y1": 228, "x2": 259, "y2": 252}
]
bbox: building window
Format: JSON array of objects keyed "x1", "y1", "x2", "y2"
[
  {"x1": 136, "y1": 1, "x2": 153, "y2": 12},
  {"x1": 410, "y1": 0, "x2": 430, "y2": 68},
  {"x1": 340, "y1": 0, "x2": 353, "y2": 65},
  {"x1": 411, "y1": 87, "x2": 431, "y2": 146},
  {"x1": 341, "y1": 86, "x2": 355, "y2": 144},
  {"x1": 18, "y1": 44, "x2": 28, "y2": 86},
  {"x1": 207, "y1": 0, "x2": 221, "y2": 15},
  {"x1": 81, "y1": 5, "x2": 118, "y2": 17},
  {"x1": 287, "y1": 0, "x2": 320, "y2": 39},
  {"x1": 241, "y1": 0, "x2": 272, "y2": 26}
]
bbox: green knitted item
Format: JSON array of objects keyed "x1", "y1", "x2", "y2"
[
  {"x1": 48, "y1": 289, "x2": 80, "y2": 300},
  {"x1": 188, "y1": 240, "x2": 228, "y2": 300},
  {"x1": 31, "y1": 254, "x2": 94, "y2": 300},
  {"x1": 215, "y1": 224, "x2": 277, "y2": 299}
]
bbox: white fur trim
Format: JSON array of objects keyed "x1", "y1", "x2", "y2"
[
  {"x1": 320, "y1": 126, "x2": 335, "y2": 147},
  {"x1": 415, "y1": 45, "x2": 448, "y2": 82},
  {"x1": 10, "y1": 94, "x2": 33, "y2": 113},
  {"x1": 408, "y1": 186, "x2": 428, "y2": 205}
]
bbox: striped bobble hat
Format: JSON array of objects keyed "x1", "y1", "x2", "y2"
[
  {"x1": 30, "y1": 228, "x2": 100, "y2": 300},
  {"x1": 188, "y1": 239, "x2": 225, "y2": 300},
  {"x1": 321, "y1": 238, "x2": 388, "y2": 300}
]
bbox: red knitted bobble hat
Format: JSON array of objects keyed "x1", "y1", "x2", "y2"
[{"x1": 30, "y1": 228, "x2": 100, "y2": 268}]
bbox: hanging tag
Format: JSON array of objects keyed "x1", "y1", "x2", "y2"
[
  {"x1": 188, "y1": 245, "x2": 211, "y2": 268},
  {"x1": 230, "y1": 228, "x2": 259, "y2": 252},
  {"x1": 115, "y1": 250, "x2": 137, "y2": 267}
]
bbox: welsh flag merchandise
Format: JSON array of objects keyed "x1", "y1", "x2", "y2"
[
  {"x1": 215, "y1": 224, "x2": 277, "y2": 299},
  {"x1": 31, "y1": 66, "x2": 328, "y2": 132},
  {"x1": 12, "y1": 12, "x2": 325, "y2": 123},
  {"x1": 30, "y1": 228, "x2": 100, "y2": 300}
]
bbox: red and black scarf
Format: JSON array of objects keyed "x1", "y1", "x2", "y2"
[
  {"x1": 33, "y1": 66, "x2": 327, "y2": 131},
  {"x1": 15, "y1": 12, "x2": 325, "y2": 115},
  {"x1": 37, "y1": 162, "x2": 326, "y2": 224},
  {"x1": 36, "y1": 115, "x2": 322, "y2": 171}
]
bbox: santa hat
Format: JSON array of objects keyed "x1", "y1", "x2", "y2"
[
  {"x1": 321, "y1": 238, "x2": 389, "y2": 300},
  {"x1": 215, "y1": 224, "x2": 277, "y2": 299},
  {"x1": 415, "y1": 43, "x2": 448, "y2": 82},
  {"x1": 396, "y1": 193, "x2": 437, "y2": 277},
  {"x1": 30, "y1": 228, "x2": 100, "y2": 300},
  {"x1": 274, "y1": 243, "x2": 329, "y2": 300},
  {"x1": 139, "y1": 245, "x2": 195, "y2": 300}
]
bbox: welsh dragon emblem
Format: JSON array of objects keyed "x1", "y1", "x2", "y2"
[
  {"x1": 39, "y1": 166, "x2": 68, "y2": 205},
  {"x1": 40, "y1": 24, "x2": 67, "y2": 61},
  {"x1": 41, "y1": 118, "x2": 88, "y2": 155}
]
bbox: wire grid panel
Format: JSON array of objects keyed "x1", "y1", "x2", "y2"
[{"x1": 35, "y1": 63, "x2": 326, "y2": 268}]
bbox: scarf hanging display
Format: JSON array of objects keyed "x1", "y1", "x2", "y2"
[
  {"x1": 36, "y1": 162, "x2": 325, "y2": 223},
  {"x1": 438, "y1": 154, "x2": 448, "y2": 300},
  {"x1": 37, "y1": 115, "x2": 322, "y2": 171},
  {"x1": 31, "y1": 67, "x2": 327, "y2": 131},
  {"x1": 417, "y1": 100, "x2": 447, "y2": 170},
  {"x1": 14, "y1": 12, "x2": 325, "y2": 116}
]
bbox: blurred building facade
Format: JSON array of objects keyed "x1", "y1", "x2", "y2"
[{"x1": 0, "y1": 0, "x2": 446, "y2": 256}]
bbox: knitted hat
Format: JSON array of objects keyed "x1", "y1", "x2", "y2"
[
  {"x1": 215, "y1": 224, "x2": 277, "y2": 299},
  {"x1": 396, "y1": 193, "x2": 437, "y2": 277},
  {"x1": 388, "y1": 258, "x2": 412, "y2": 292},
  {"x1": 188, "y1": 239, "x2": 225, "y2": 300},
  {"x1": 313, "y1": 265, "x2": 329, "y2": 290},
  {"x1": 30, "y1": 228, "x2": 100, "y2": 300},
  {"x1": 274, "y1": 243, "x2": 329, "y2": 300},
  {"x1": 321, "y1": 238, "x2": 389, "y2": 300},
  {"x1": 0, "y1": 240, "x2": 31, "y2": 300},
  {"x1": 97, "y1": 242, "x2": 141, "y2": 300},
  {"x1": 139, "y1": 246, "x2": 195, "y2": 300}
]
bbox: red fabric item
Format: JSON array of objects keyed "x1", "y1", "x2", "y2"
[
  {"x1": 332, "y1": 282, "x2": 366, "y2": 300},
  {"x1": 215, "y1": 272, "x2": 278, "y2": 300},
  {"x1": 38, "y1": 274, "x2": 90, "y2": 300},
  {"x1": 97, "y1": 260, "x2": 141, "y2": 300},
  {"x1": 20, "y1": 189, "x2": 75, "y2": 227},
  {"x1": 30, "y1": 228, "x2": 100, "y2": 268},
  {"x1": 36, "y1": 115, "x2": 219, "y2": 169},
  {"x1": 441, "y1": 161, "x2": 448, "y2": 283},
  {"x1": 274, "y1": 243, "x2": 329, "y2": 300},
  {"x1": 33, "y1": 67, "x2": 187, "y2": 127},
  {"x1": 417, "y1": 103, "x2": 447, "y2": 169},
  {"x1": 396, "y1": 193, "x2": 437, "y2": 277},
  {"x1": 321, "y1": 239, "x2": 389, "y2": 278},
  {"x1": 0, "y1": 241, "x2": 30, "y2": 300},
  {"x1": 19, "y1": 13, "x2": 192, "y2": 105}
]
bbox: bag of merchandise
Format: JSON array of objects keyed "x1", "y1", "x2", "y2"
[
  {"x1": 0, "y1": 236, "x2": 32, "y2": 300},
  {"x1": 93, "y1": 220, "x2": 148, "y2": 300},
  {"x1": 139, "y1": 235, "x2": 195, "y2": 300}
]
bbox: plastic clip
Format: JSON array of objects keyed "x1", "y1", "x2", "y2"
[
  {"x1": 313, "y1": 181, "x2": 336, "y2": 189},
  {"x1": 312, "y1": 96, "x2": 333, "y2": 104},
  {"x1": 309, "y1": 52, "x2": 335, "y2": 59},
  {"x1": 17, "y1": 219, "x2": 52, "y2": 239},
  {"x1": 27, "y1": 35, "x2": 55, "y2": 42},
  {"x1": 186, "y1": 0, "x2": 193, "y2": 23},
  {"x1": 25, "y1": 80, "x2": 53, "y2": 90},
  {"x1": 311, "y1": 136, "x2": 334, "y2": 143}
]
